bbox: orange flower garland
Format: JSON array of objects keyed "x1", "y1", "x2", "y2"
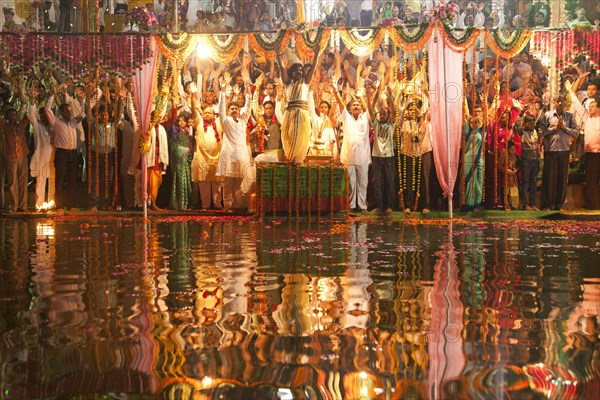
[
  {"x1": 484, "y1": 29, "x2": 532, "y2": 60},
  {"x1": 388, "y1": 24, "x2": 435, "y2": 52}
]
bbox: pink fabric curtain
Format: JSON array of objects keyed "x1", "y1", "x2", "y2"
[
  {"x1": 132, "y1": 37, "x2": 159, "y2": 208},
  {"x1": 427, "y1": 28, "x2": 464, "y2": 199}
]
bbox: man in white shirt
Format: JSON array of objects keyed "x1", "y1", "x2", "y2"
[
  {"x1": 216, "y1": 75, "x2": 252, "y2": 211},
  {"x1": 333, "y1": 85, "x2": 372, "y2": 213},
  {"x1": 27, "y1": 103, "x2": 55, "y2": 210},
  {"x1": 45, "y1": 88, "x2": 85, "y2": 211}
]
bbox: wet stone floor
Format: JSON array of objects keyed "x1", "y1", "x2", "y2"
[{"x1": 0, "y1": 215, "x2": 599, "y2": 399}]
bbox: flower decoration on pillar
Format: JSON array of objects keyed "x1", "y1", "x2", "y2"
[
  {"x1": 130, "y1": 6, "x2": 158, "y2": 31},
  {"x1": 429, "y1": 1, "x2": 459, "y2": 26}
]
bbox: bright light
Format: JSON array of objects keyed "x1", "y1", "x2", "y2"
[
  {"x1": 36, "y1": 200, "x2": 55, "y2": 212},
  {"x1": 359, "y1": 371, "x2": 368, "y2": 379},
  {"x1": 197, "y1": 40, "x2": 212, "y2": 59},
  {"x1": 541, "y1": 56, "x2": 551, "y2": 67},
  {"x1": 36, "y1": 222, "x2": 55, "y2": 238},
  {"x1": 277, "y1": 388, "x2": 294, "y2": 400},
  {"x1": 201, "y1": 376, "x2": 213, "y2": 387}
]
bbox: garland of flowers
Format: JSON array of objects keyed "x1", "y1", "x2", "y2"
[
  {"x1": 481, "y1": 42, "x2": 487, "y2": 204},
  {"x1": 493, "y1": 57, "x2": 500, "y2": 206},
  {"x1": 470, "y1": 46, "x2": 477, "y2": 204},
  {"x1": 87, "y1": 89, "x2": 93, "y2": 194},
  {"x1": 248, "y1": 30, "x2": 292, "y2": 60},
  {"x1": 295, "y1": 28, "x2": 331, "y2": 60},
  {"x1": 396, "y1": 63, "x2": 405, "y2": 211},
  {"x1": 534, "y1": 30, "x2": 600, "y2": 72},
  {"x1": 94, "y1": 98, "x2": 100, "y2": 199},
  {"x1": 104, "y1": 78, "x2": 110, "y2": 201},
  {"x1": 156, "y1": 33, "x2": 198, "y2": 63},
  {"x1": 413, "y1": 148, "x2": 422, "y2": 212},
  {"x1": 338, "y1": 27, "x2": 385, "y2": 57},
  {"x1": 203, "y1": 119, "x2": 220, "y2": 143},
  {"x1": 18, "y1": 34, "x2": 152, "y2": 80},
  {"x1": 140, "y1": 64, "x2": 171, "y2": 155},
  {"x1": 255, "y1": 114, "x2": 265, "y2": 154},
  {"x1": 484, "y1": 29, "x2": 532, "y2": 59},
  {"x1": 389, "y1": 24, "x2": 434, "y2": 52},
  {"x1": 203, "y1": 33, "x2": 245, "y2": 64},
  {"x1": 439, "y1": 23, "x2": 480, "y2": 53}
]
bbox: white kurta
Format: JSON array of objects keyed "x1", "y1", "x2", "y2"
[
  {"x1": 216, "y1": 92, "x2": 252, "y2": 179},
  {"x1": 145, "y1": 124, "x2": 169, "y2": 173},
  {"x1": 339, "y1": 109, "x2": 371, "y2": 165},
  {"x1": 28, "y1": 105, "x2": 53, "y2": 180},
  {"x1": 192, "y1": 113, "x2": 222, "y2": 182}
]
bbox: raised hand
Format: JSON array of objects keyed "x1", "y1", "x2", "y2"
[
  {"x1": 223, "y1": 71, "x2": 231, "y2": 85},
  {"x1": 255, "y1": 73, "x2": 265, "y2": 88}
]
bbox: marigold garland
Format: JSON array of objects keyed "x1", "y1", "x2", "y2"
[
  {"x1": 248, "y1": 30, "x2": 292, "y2": 60},
  {"x1": 388, "y1": 24, "x2": 434, "y2": 52},
  {"x1": 338, "y1": 27, "x2": 385, "y2": 57},
  {"x1": 203, "y1": 33, "x2": 245, "y2": 64},
  {"x1": 155, "y1": 33, "x2": 198, "y2": 62},
  {"x1": 438, "y1": 23, "x2": 480, "y2": 53},
  {"x1": 295, "y1": 28, "x2": 332, "y2": 60},
  {"x1": 484, "y1": 29, "x2": 532, "y2": 59}
]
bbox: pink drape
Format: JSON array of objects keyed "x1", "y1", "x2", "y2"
[
  {"x1": 427, "y1": 29, "x2": 464, "y2": 199},
  {"x1": 132, "y1": 37, "x2": 159, "y2": 209},
  {"x1": 427, "y1": 241, "x2": 465, "y2": 398}
]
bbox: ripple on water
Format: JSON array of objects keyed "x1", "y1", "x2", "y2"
[{"x1": 0, "y1": 218, "x2": 597, "y2": 399}]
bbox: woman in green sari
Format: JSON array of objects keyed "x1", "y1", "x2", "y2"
[
  {"x1": 169, "y1": 114, "x2": 194, "y2": 210},
  {"x1": 462, "y1": 115, "x2": 484, "y2": 211}
]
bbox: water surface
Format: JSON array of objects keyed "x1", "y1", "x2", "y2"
[{"x1": 0, "y1": 216, "x2": 598, "y2": 399}]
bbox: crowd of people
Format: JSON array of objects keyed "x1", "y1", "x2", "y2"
[
  {"x1": 0, "y1": 37, "x2": 598, "y2": 214},
  {"x1": 2, "y1": 0, "x2": 599, "y2": 34}
]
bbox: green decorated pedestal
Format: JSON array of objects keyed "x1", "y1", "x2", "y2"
[{"x1": 256, "y1": 163, "x2": 349, "y2": 217}]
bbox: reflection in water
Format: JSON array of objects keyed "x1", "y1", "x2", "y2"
[{"x1": 0, "y1": 217, "x2": 599, "y2": 399}]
